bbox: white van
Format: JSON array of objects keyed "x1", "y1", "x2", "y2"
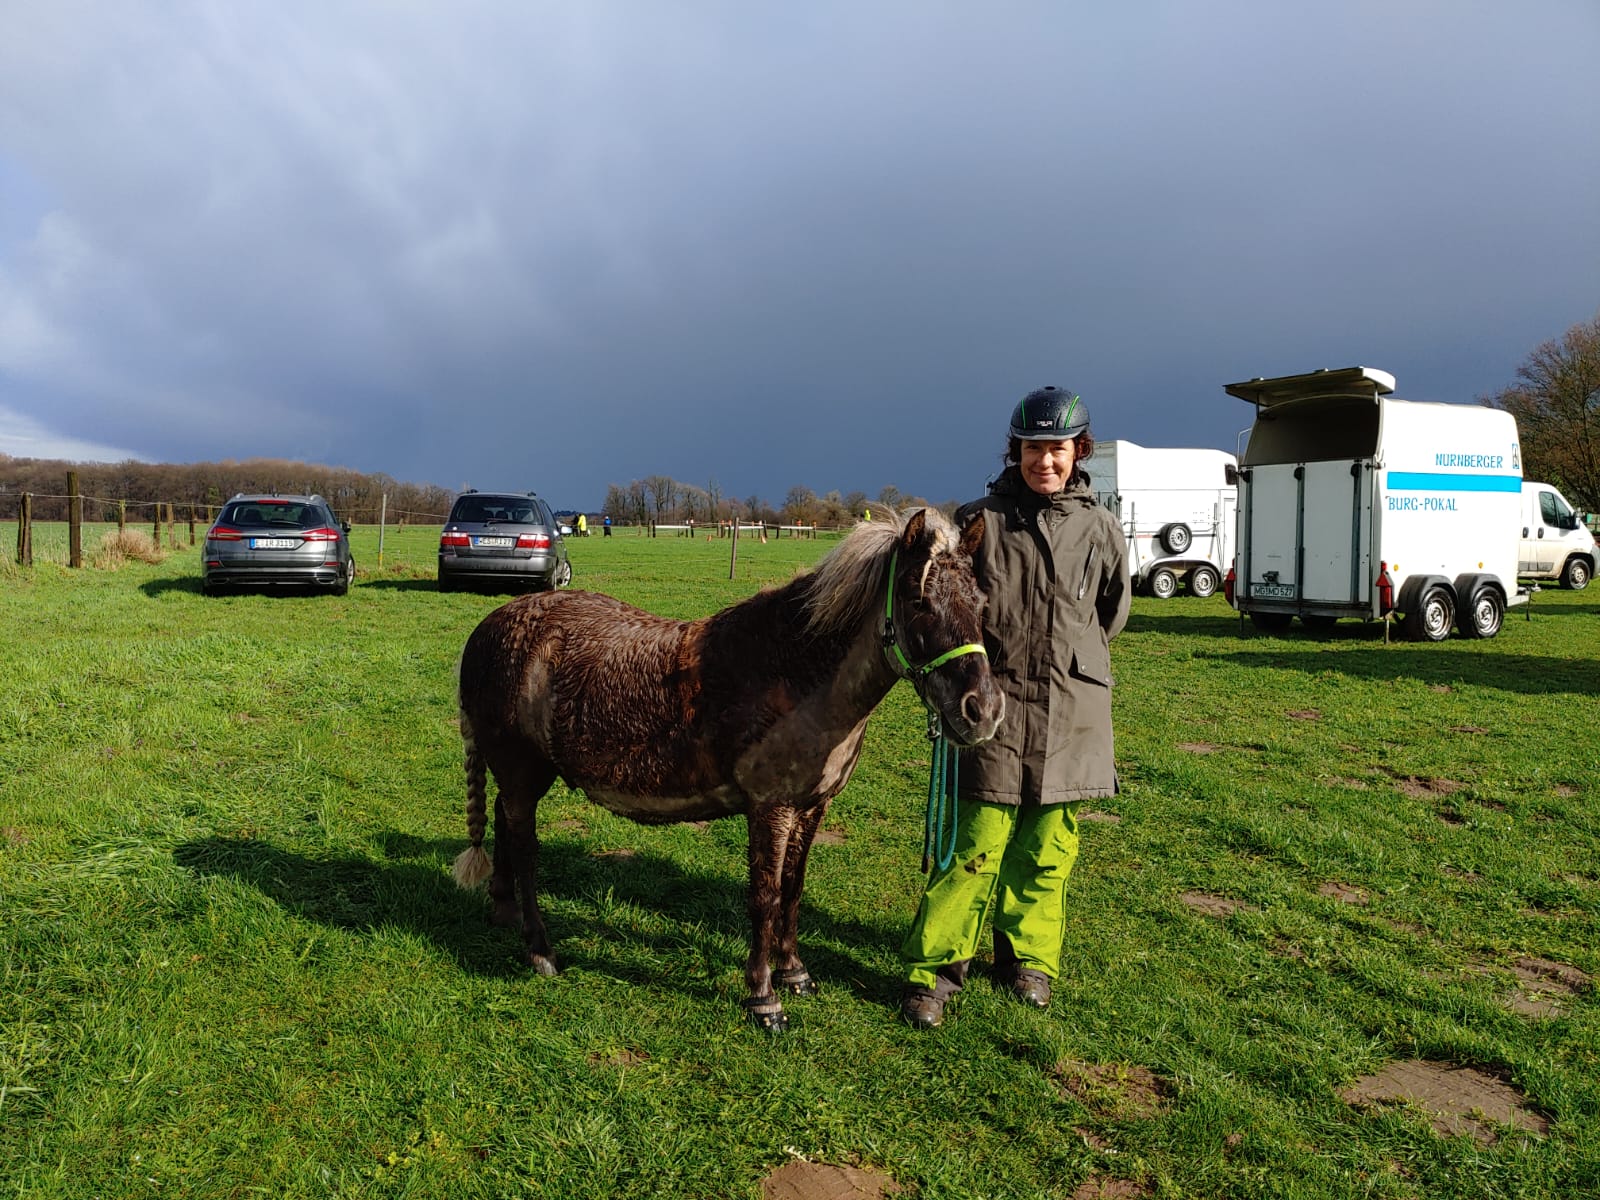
[
  {"x1": 1081, "y1": 440, "x2": 1236, "y2": 598},
  {"x1": 1225, "y1": 366, "x2": 1526, "y2": 640},
  {"x1": 1520, "y1": 481, "x2": 1595, "y2": 590}
]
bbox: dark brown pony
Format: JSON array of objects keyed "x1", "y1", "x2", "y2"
[{"x1": 452, "y1": 508, "x2": 1004, "y2": 1030}]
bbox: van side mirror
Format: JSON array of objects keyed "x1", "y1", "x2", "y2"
[{"x1": 1224, "y1": 464, "x2": 1239, "y2": 486}]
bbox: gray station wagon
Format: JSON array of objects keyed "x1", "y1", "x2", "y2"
[
  {"x1": 437, "y1": 490, "x2": 572, "y2": 592},
  {"x1": 201, "y1": 493, "x2": 355, "y2": 596}
]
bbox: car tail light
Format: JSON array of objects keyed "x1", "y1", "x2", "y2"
[
  {"x1": 440, "y1": 531, "x2": 471, "y2": 548},
  {"x1": 517, "y1": 533, "x2": 551, "y2": 549},
  {"x1": 300, "y1": 527, "x2": 342, "y2": 542},
  {"x1": 207, "y1": 525, "x2": 244, "y2": 541},
  {"x1": 1376, "y1": 562, "x2": 1394, "y2": 614},
  {"x1": 1223, "y1": 561, "x2": 1236, "y2": 607}
]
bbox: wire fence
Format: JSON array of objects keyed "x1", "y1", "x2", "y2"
[{"x1": 4, "y1": 477, "x2": 449, "y2": 569}]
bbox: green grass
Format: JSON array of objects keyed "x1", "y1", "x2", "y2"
[{"x1": 3, "y1": 526, "x2": 1598, "y2": 1198}]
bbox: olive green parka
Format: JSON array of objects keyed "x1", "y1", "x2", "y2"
[{"x1": 956, "y1": 466, "x2": 1131, "y2": 805}]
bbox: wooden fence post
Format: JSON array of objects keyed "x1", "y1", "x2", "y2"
[
  {"x1": 166, "y1": 503, "x2": 176, "y2": 549},
  {"x1": 16, "y1": 492, "x2": 32, "y2": 566},
  {"x1": 728, "y1": 514, "x2": 739, "y2": 579},
  {"x1": 67, "y1": 471, "x2": 82, "y2": 568},
  {"x1": 117, "y1": 499, "x2": 127, "y2": 533},
  {"x1": 188, "y1": 506, "x2": 197, "y2": 546},
  {"x1": 378, "y1": 493, "x2": 387, "y2": 567},
  {"x1": 151, "y1": 504, "x2": 160, "y2": 543}
]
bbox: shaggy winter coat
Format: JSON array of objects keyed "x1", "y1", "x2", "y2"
[{"x1": 956, "y1": 467, "x2": 1131, "y2": 804}]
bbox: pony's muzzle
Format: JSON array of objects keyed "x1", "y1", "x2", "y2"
[{"x1": 954, "y1": 683, "x2": 1005, "y2": 745}]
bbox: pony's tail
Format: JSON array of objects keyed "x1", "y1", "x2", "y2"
[{"x1": 451, "y1": 722, "x2": 492, "y2": 890}]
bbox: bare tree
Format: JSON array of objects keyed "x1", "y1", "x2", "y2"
[
  {"x1": 1490, "y1": 311, "x2": 1600, "y2": 510},
  {"x1": 783, "y1": 485, "x2": 817, "y2": 523},
  {"x1": 643, "y1": 475, "x2": 678, "y2": 520}
]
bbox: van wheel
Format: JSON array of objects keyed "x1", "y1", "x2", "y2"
[
  {"x1": 1249, "y1": 611, "x2": 1292, "y2": 632},
  {"x1": 1560, "y1": 557, "x2": 1590, "y2": 590},
  {"x1": 1159, "y1": 523, "x2": 1192, "y2": 554},
  {"x1": 1187, "y1": 566, "x2": 1219, "y2": 598},
  {"x1": 1147, "y1": 567, "x2": 1179, "y2": 599},
  {"x1": 1403, "y1": 585, "x2": 1455, "y2": 642},
  {"x1": 1459, "y1": 587, "x2": 1504, "y2": 639}
]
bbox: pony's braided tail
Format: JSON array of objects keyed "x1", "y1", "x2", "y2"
[{"x1": 451, "y1": 722, "x2": 493, "y2": 890}]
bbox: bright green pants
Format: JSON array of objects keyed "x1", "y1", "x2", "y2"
[{"x1": 901, "y1": 798, "x2": 1081, "y2": 992}]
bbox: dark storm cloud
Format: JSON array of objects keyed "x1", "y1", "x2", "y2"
[{"x1": 1, "y1": 2, "x2": 1596, "y2": 507}]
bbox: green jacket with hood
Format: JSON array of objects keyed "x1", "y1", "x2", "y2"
[{"x1": 955, "y1": 466, "x2": 1131, "y2": 805}]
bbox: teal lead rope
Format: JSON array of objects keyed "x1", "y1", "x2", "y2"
[
  {"x1": 880, "y1": 545, "x2": 983, "y2": 875},
  {"x1": 922, "y1": 710, "x2": 959, "y2": 874}
]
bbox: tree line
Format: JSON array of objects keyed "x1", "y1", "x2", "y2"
[
  {"x1": 0, "y1": 454, "x2": 454, "y2": 524},
  {"x1": 599, "y1": 477, "x2": 946, "y2": 527},
  {"x1": 1489, "y1": 310, "x2": 1600, "y2": 513}
]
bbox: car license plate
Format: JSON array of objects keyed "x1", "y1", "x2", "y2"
[
  {"x1": 474, "y1": 536, "x2": 514, "y2": 547},
  {"x1": 1252, "y1": 583, "x2": 1296, "y2": 598},
  {"x1": 251, "y1": 537, "x2": 297, "y2": 549}
]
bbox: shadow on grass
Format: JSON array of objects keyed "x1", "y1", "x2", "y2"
[
  {"x1": 1203, "y1": 646, "x2": 1600, "y2": 695},
  {"x1": 173, "y1": 832, "x2": 903, "y2": 1001},
  {"x1": 355, "y1": 578, "x2": 450, "y2": 592}
]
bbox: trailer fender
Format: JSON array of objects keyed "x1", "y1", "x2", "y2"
[{"x1": 1396, "y1": 574, "x2": 1454, "y2": 616}]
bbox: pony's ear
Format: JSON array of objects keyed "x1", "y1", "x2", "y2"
[
  {"x1": 958, "y1": 511, "x2": 985, "y2": 558},
  {"x1": 900, "y1": 508, "x2": 927, "y2": 550}
]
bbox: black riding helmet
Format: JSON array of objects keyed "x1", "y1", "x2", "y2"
[{"x1": 1010, "y1": 386, "x2": 1090, "y2": 441}]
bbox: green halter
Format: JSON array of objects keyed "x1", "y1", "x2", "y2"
[
  {"x1": 882, "y1": 547, "x2": 988, "y2": 872},
  {"x1": 880, "y1": 548, "x2": 988, "y2": 682}
]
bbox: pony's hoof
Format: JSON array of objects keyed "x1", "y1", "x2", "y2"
[
  {"x1": 743, "y1": 995, "x2": 789, "y2": 1034},
  {"x1": 527, "y1": 953, "x2": 559, "y2": 976},
  {"x1": 772, "y1": 968, "x2": 818, "y2": 996}
]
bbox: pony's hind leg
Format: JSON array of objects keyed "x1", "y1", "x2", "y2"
[{"x1": 490, "y1": 754, "x2": 560, "y2": 975}]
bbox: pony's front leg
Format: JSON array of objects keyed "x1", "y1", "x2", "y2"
[
  {"x1": 743, "y1": 806, "x2": 795, "y2": 1032},
  {"x1": 771, "y1": 801, "x2": 828, "y2": 998}
]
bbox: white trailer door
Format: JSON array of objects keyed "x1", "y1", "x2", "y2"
[
  {"x1": 1300, "y1": 460, "x2": 1371, "y2": 604},
  {"x1": 1242, "y1": 464, "x2": 1300, "y2": 597},
  {"x1": 1242, "y1": 460, "x2": 1373, "y2": 606}
]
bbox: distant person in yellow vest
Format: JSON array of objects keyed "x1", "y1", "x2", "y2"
[
  {"x1": 863, "y1": 508, "x2": 872, "y2": 522},
  {"x1": 576, "y1": 513, "x2": 588, "y2": 537}
]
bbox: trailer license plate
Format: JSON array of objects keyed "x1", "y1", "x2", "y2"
[{"x1": 1253, "y1": 583, "x2": 1295, "y2": 598}]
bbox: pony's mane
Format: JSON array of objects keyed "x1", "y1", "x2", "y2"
[{"x1": 801, "y1": 507, "x2": 961, "y2": 638}]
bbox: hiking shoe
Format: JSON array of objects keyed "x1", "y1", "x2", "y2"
[
  {"x1": 1008, "y1": 968, "x2": 1051, "y2": 1009},
  {"x1": 899, "y1": 987, "x2": 946, "y2": 1029}
]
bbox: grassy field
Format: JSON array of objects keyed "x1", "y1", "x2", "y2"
[{"x1": 2, "y1": 524, "x2": 1597, "y2": 1199}]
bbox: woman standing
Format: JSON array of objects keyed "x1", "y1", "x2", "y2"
[{"x1": 901, "y1": 386, "x2": 1130, "y2": 1028}]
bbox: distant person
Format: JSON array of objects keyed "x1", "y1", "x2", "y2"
[
  {"x1": 576, "y1": 513, "x2": 588, "y2": 537},
  {"x1": 863, "y1": 508, "x2": 872, "y2": 522},
  {"x1": 899, "y1": 385, "x2": 1131, "y2": 1029},
  {"x1": 603, "y1": 514, "x2": 612, "y2": 537}
]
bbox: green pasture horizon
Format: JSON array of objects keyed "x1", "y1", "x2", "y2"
[{"x1": 2, "y1": 529, "x2": 1597, "y2": 1198}]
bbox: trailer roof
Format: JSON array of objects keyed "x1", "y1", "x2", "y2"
[{"x1": 1224, "y1": 366, "x2": 1396, "y2": 408}]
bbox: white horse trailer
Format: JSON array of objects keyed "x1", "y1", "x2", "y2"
[
  {"x1": 1225, "y1": 366, "x2": 1526, "y2": 640},
  {"x1": 1081, "y1": 440, "x2": 1237, "y2": 599}
]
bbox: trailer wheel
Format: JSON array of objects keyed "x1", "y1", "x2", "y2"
[
  {"x1": 1147, "y1": 566, "x2": 1179, "y2": 599},
  {"x1": 1187, "y1": 565, "x2": 1219, "y2": 598},
  {"x1": 1459, "y1": 586, "x2": 1504, "y2": 639},
  {"x1": 1403, "y1": 585, "x2": 1455, "y2": 642},
  {"x1": 1159, "y1": 522, "x2": 1192, "y2": 554},
  {"x1": 1249, "y1": 611, "x2": 1292, "y2": 632},
  {"x1": 1300, "y1": 614, "x2": 1338, "y2": 633},
  {"x1": 1560, "y1": 556, "x2": 1590, "y2": 590}
]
